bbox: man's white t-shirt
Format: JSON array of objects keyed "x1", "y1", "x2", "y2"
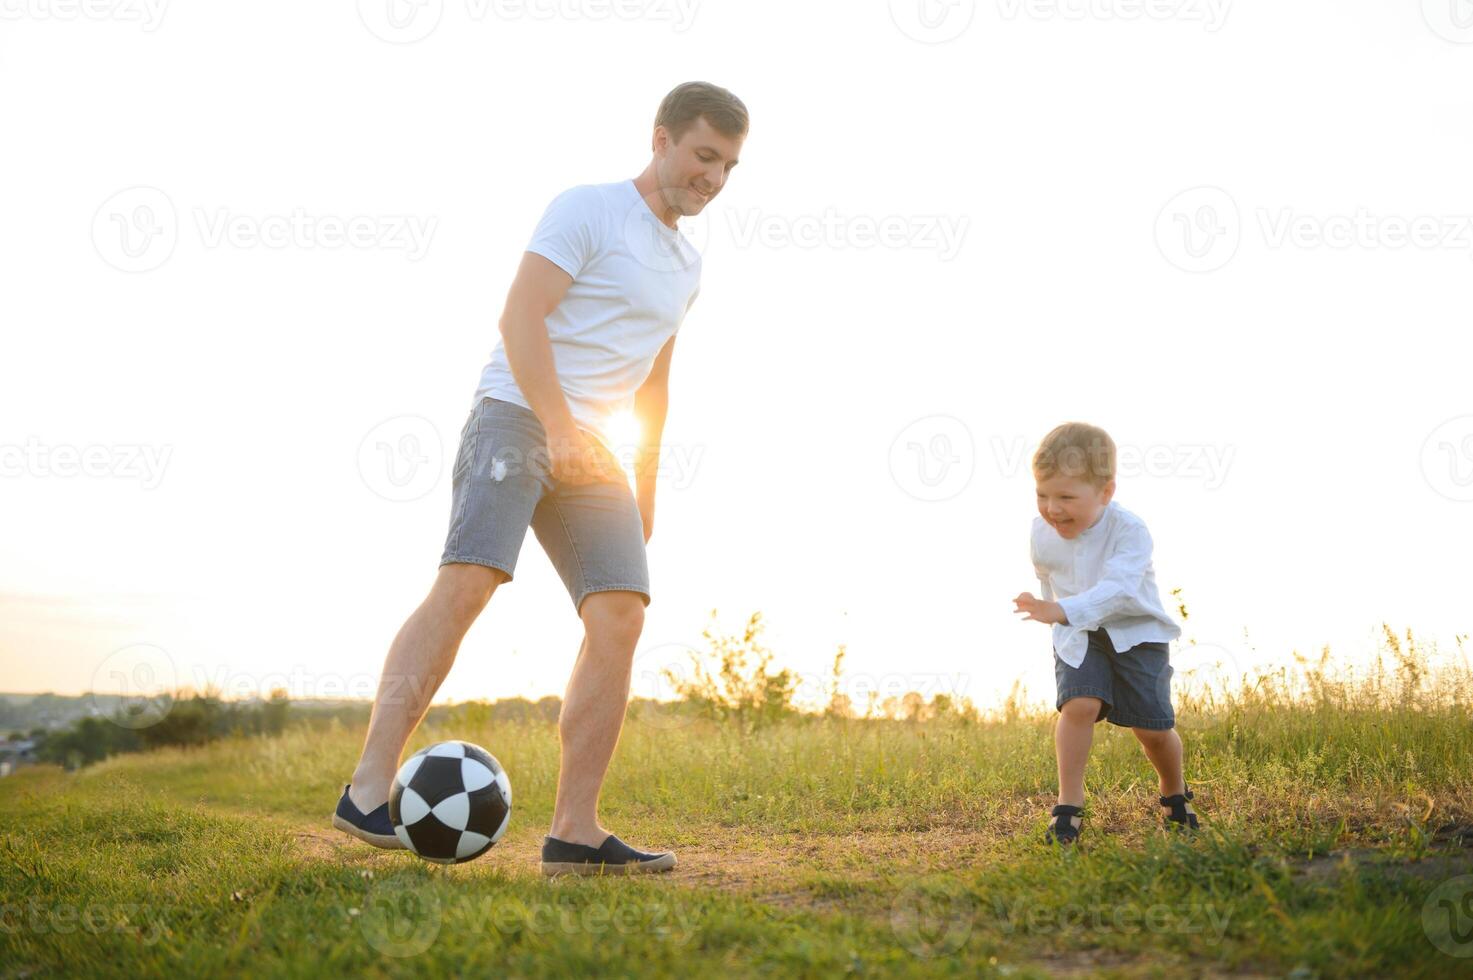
[{"x1": 473, "y1": 179, "x2": 703, "y2": 448}]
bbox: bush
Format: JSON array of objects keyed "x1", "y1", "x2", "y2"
[{"x1": 664, "y1": 611, "x2": 798, "y2": 732}]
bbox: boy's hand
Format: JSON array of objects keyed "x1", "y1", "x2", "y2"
[{"x1": 1013, "y1": 593, "x2": 1068, "y2": 625}]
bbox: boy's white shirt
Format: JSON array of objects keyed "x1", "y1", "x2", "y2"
[{"x1": 1030, "y1": 500, "x2": 1182, "y2": 668}]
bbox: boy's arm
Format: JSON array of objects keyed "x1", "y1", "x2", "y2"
[
  {"x1": 632, "y1": 334, "x2": 676, "y2": 542},
  {"x1": 1015, "y1": 531, "x2": 1066, "y2": 624},
  {"x1": 1055, "y1": 523, "x2": 1155, "y2": 630}
]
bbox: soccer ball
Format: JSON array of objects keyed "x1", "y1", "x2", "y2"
[{"x1": 389, "y1": 740, "x2": 512, "y2": 864}]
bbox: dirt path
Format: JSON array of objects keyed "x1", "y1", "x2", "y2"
[{"x1": 285, "y1": 819, "x2": 999, "y2": 897}]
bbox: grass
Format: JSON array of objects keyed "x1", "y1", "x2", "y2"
[{"x1": 2, "y1": 629, "x2": 1472, "y2": 978}]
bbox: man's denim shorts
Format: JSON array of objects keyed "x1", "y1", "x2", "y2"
[
  {"x1": 439, "y1": 397, "x2": 650, "y2": 612},
  {"x1": 1055, "y1": 629, "x2": 1175, "y2": 730}
]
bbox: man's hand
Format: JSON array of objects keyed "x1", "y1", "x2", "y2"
[
  {"x1": 637, "y1": 486, "x2": 655, "y2": 543},
  {"x1": 1013, "y1": 592, "x2": 1068, "y2": 625},
  {"x1": 545, "y1": 425, "x2": 624, "y2": 485},
  {"x1": 632, "y1": 334, "x2": 674, "y2": 545}
]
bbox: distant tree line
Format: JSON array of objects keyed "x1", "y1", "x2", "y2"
[
  {"x1": 31, "y1": 690, "x2": 291, "y2": 770},
  {"x1": 18, "y1": 691, "x2": 573, "y2": 772},
  {"x1": 0, "y1": 692, "x2": 132, "y2": 732}
]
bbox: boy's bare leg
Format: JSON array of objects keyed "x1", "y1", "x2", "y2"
[
  {"x1": 347, "y1": 563, "x2": 508, "y2": 812},
  {"x1": 1133, "y1": 727, "x2": 1196, "y2": 816},
  {"x1": 548, "y1": 590, "x2": 645, "y2": 846},
  {"x1": 1055, "y1": 697, "x2": 1102, "y2": 826}
]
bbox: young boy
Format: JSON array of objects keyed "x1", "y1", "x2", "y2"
[{"x1": 1012, "y1": 422, "x2": 1199, "y2": 844}]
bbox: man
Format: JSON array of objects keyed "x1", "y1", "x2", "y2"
[{"x1": 332, "y1": 81, "x2": 747, "y2": 876}]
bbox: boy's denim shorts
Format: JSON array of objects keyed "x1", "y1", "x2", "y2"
[
  {"x1": 1055, "y1": 629, "x2": 1175, "y2": 730},
  {"x1": 439, "y1": 398, "x2": 650, "y2": 612}
]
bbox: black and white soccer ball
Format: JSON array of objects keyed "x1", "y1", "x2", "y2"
[{"x1": 389, "y1": 740, "x2": 512, "y2": 864}]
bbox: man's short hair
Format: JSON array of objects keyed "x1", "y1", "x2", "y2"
[{"x1": 655, "y1": 81, "x2": 749, "y2": 143}]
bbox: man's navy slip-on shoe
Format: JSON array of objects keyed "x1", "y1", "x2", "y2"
[
  {"x1": 331, "y1": 784, "x2": 406, "y2": 850},
  {"x1": 540, "y1": 834, "x2": 676, "y2": 877}
]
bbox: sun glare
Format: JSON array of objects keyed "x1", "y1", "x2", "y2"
[{"x1": 602, "y1": 411, "x2": 643, "y2": 468}]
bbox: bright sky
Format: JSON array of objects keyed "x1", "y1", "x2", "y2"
[{"x1": 3, "y1": 2, "x2": 1471, "y2": 713}]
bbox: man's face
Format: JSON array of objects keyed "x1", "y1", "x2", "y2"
[
  {"x1": 1035, "y1": 474, "x2": 1115, "y2": 540},
  {"x1": 655, "y1": 116, "x2": 742, "y2": 217}
]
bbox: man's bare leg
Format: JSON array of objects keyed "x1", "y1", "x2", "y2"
[
  {"x1": 346, "y1": 562, "x2": 507, "y2": 812},
  {"x1": 547, "y1": 590, "x2": 645, "y2": 846}
]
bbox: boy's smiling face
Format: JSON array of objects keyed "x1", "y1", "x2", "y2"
[{"x1": 1035, "y1": 473, "x2": 1116, "y2": 540}]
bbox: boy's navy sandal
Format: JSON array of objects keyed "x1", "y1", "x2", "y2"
[
  {"x1": 332, "y1": 784, "x2": 405, "y2": 849},
  {"x1": 540, "y1": 834, "x2": 676, "y2": 876},
  {"x1": 1045, "y1": 804, "x2": 1083, "y2": 845},
  {"x1": 1159, "y1": 785, "x2": 1200, "y2": 830}
]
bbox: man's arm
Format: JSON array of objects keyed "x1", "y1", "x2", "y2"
[
  {"x1": 632, "y1": 334, "x2": 676, "y2": 541},
  {"x1": 499, "y1": 251, "x2": 617, "y2": 484}
]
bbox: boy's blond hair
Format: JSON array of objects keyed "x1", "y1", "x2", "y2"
[{"x1": 1032, "y1": 422, "x2": 1117, "y2": 489}]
